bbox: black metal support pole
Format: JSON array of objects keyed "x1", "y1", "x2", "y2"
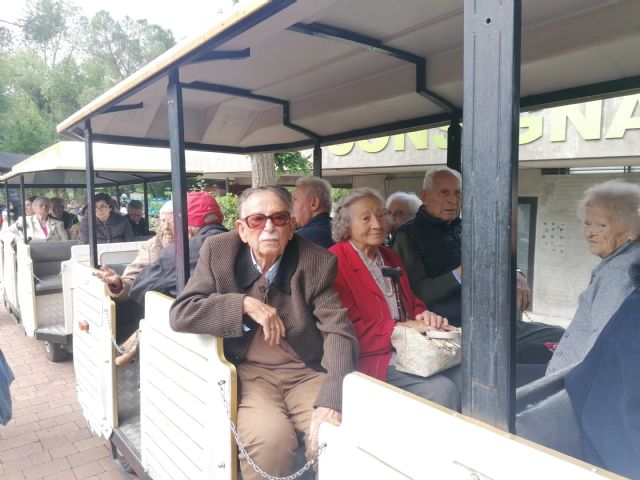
[
  {"x1": 19, "y1": 175, "x2": 27, "y2": 242},
  {"x1": 4, "y1": 183, "x2": 11, "y2": 226},
  {"x1": 461, "y1": 0, "x2": 521, "y2": 432},
  {"x1": 85, "y1": 120, "x2": 98, "y2": 269},
  {"x1": 167, "y1": 70, "x2": 190, "y2": 292},
  {"x1": 143, "y1": 181, "x2": 149, "y2": 221},
  {"x1": 446, "y1": 116, "x2": 462, "y2": 173},
  {"x1": 313, "y1": 143, "x2": 322, "y2": 178},
  {"x1": 115, "y1": 184, "x2": 121, "y2": 207}
]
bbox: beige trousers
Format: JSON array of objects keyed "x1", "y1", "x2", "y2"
[{"x1": 236, "y1": 363, "x2": 326, "y2": 480}]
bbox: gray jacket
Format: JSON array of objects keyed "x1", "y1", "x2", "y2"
[
  {"x1": 129, "y1": 223, "x2": 228, "y2": 303},
  {"x1": 77, "y1": 213, "x2": 135, "y2": 244},
  {"x1": 547, "y1": 241, "x2": 640, "y2": 374}
]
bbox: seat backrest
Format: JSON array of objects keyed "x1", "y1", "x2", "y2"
[{"x1": 29, "y1": 240, "x2": 78, "y2": 278}]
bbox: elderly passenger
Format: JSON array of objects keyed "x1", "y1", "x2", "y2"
[
  {"x1": 25, "y1": 196, "x2": 37, "y2": 217},
  {"x1": 126, "y1": 199, "x2": 150, "y2": 237},
  {"x1": 49, "y1": 197, "x2": 78, "y2": 232},
  {"x1": 564, "y1": 252, "x2": 640, "y2": 478},
  {"x1": 292, "y1": 176, "x2": 334, "y2": 248},
  {"x1": 329, "y1": 188, "x2": 460, "y2": 410},
  {"x1": 77, "y1": 192, "x2": 135, "y2": 244},
  {"x1": 129, "y1": 192, "x2": 228, "y2": 303},
  {"x1": 546, "y1": 180, "x2": 640, "y2": 375},
  {"x1": 394, "y1": 167, "x2": 531, "y2": 325},
  {"x1": 94, "y1": 201, "x2": 174, "y2": 301},
  {"x1": 6, "y1": 197, "x2": 68, "y2": 242},
  {"x1": 170, "y1": 186, "x2": 358, "y2": 480},
  {"x1": 385, "y1": 191, "x2": 421, "y2": 245}
]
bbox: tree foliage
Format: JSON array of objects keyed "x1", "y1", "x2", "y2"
[
  {"x1": 275, "y1": 151, "x2": 310, "y2": 178},
  {"x1": 0, "y1": 0, "x2": 175, "y2": 154}
]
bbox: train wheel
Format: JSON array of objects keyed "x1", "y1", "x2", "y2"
[{"x1": 43, "y1": 341, "x2": 68, "y2": 362}]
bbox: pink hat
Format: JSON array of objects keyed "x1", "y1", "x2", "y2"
[{"x1": 187, "y1": 192, "x2": 224, "y2": 227}]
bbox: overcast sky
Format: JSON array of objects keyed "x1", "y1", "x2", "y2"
[{"x1": 1, "y1": 0, "x2": 250, "y2": 40}]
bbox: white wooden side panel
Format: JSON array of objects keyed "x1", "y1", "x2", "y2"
[
  {"x1": 72, "y1": 264, "x2": 116, "y2": 439},
  {"x1": 319, "y1": 373, "x2": 621, "y2": 480},
  {"x1": 0, "y1": 239, "x2": 5, "y2": 294},
  {"x1": 16, "y1": 243, "x2": 37, "y2": 336},
  {"x1": 62, "y1": 242, "x2": 145, "y2": 336},
  {"x1": 3, "y1": 238, "x2": 18, "y2": 311},
  {"x1": 140, "y1": 292, "x2": 237, "y2": 480},
  {"x1": 61, "y1": 257, "x2": 75, "y2": 335}
]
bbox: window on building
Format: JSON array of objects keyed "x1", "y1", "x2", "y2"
[{"x1": 517, "y1": 197, "x2": 537, "y2": 296}]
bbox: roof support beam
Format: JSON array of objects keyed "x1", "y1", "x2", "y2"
[
  {"x1": 19, "y1": 175, "x2": 27, "y2": 243},
  {"x1": 446, "y1": 116, "x2": 462, "y2": 173},
  {"x1": 168, "y1": 70, "x2": 190, "y2": 293},
  {"x1": 4, "y1": 183, "x2": 11, "y2": 226},
  {"x1": 313, "y1": 143, "x2": 322, "y2": 177},
  {"x1": 103, "y1": 102, "x2": 144, "y2": 115},
  {"x1": 182, "y1": 81, "x2": 321, "y2": 141},
  {"x1": 84, "y1": 120, "x2": 98, "y2": 269},
  {"x1": 520, "y1": 75, "x2": 640, "y2": 110},
  {"x1": 288, "y1": 22, "x2": 459, "y2": 114},
  {"x1": 462, "y1": 0, "x2": 521, "y2": 432},
  {"x1": 189, "y1": 48, "x2": 251, "y2": 64}
]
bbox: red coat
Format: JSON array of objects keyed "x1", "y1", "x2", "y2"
[{"x1": 329, "y1": 241, "x2": 426, "y2": 381}]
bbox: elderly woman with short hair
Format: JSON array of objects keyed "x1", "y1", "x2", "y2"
[
  {"x1": 329, "y1": 187, "x2": 460, "y2": 410},
  {"x1": 386, "y1": 191, "x2": 421, "y2": 235},
  {"x1": 6, "y1": 197, "x2": 68, "y2": 242},
  {"x1": 546, "y1": 179, "x2": 640, "y2": 375}
]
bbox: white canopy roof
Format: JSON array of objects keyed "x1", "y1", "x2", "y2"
[
  {"x1": 1, "y1": 142, "x2": 246, "y2": 187},
  {"x1": 57, "y1": 0, "x2": 640, "y2": 153}
]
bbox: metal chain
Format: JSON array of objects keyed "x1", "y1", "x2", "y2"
[
  {"x1": 103, "y1": 306, "x2": 126, "y2": 355},
  {"x1": 110, "y1": 335, "x2": 126, "y2": 355},
  {"x1": 217, "y1": 380, "x2": 326, "y2": 480}
]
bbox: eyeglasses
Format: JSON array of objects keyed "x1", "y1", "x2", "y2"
[
  {"x1": 242, "y1": 211, "x2": 291, "y2": 229},
  {"x1": 95, "y1": 205, "x2": 110, "y2": 211}
]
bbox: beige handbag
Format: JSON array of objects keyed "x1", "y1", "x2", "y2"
[{"x1": 391, "y1": 326, "x2": 461, "y2": 378}]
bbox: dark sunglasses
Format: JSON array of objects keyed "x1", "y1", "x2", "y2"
[{"x1": 242, "y1": 211, "x2": 291, "y2": 229}]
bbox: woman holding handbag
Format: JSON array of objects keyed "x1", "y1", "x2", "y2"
[{"x1": 329, "y1": 188, "x2": 460, "y2": 411}]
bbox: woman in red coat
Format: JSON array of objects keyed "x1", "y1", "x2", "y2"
[{"x1": 329, "y1": 188, "x2": 460, "y2": 410}]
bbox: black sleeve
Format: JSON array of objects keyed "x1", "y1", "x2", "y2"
[{"x1": 130, "y1": 254, "x2": 177, "y2": 304}]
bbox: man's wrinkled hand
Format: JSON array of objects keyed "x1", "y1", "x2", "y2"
[
  {"x1": 242, "y1": 296, "x2": 286, "y2": 345},
  {"x1": 516, "y1": 272, "x2": 532, "y2": 312},
  {"x1": 93, "y1": 265, "x2": 123, "y2": 292},
  {"x1": 307, "y1": 407, "x2": 341, "y2": 461}
]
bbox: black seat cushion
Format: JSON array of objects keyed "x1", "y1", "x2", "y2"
[{"x1": 34, "y1": 274, "x2": 63, "y2": 294}]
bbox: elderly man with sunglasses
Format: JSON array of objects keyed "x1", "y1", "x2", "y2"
[{"x1": 170, "y1": 186, "x2": 358, "y2": 480}]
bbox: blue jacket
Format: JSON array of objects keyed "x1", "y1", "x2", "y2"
[
  {"x1": 296, "y1": 213, "x2": 334, "y2": 249},
  {"x1": 565, "y1": 258, "x2": 640, "y2": 479},
  {"x1": 0, "y1": 350, "x2": 14, "y2": 425}
]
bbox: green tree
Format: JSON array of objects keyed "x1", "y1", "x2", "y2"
[
  {"x1": 275, "y1": 151, "x2": 310, "y2": 178},
  {"x1": 85, "y1": 11, "x2": 175, "y2": 83},
  {"x1": 21, "y1": 0, "x2": 84, "y2": 68},
  {"x1": 216, "y1": 193, "x2": 239, "y2": 230},
  {"x1": 0, "y1": 0, "x2": 175, "y2": 155}
]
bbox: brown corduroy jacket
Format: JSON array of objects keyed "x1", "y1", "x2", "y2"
[{"x1": 169, "y1": 230, "x2": 359, "y2": 411}]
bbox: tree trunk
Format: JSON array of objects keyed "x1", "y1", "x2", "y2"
[{"x1": 250, "y1": 152, "x2": 276, "y2": 187}]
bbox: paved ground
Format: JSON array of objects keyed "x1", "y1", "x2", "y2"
[{"x1": 0, "y1": 307, "x2": 125, "y2": 480}]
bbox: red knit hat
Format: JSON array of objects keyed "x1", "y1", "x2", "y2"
[{"x1": 187, "y1": 192, "x2": 224, "y2": 227}]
